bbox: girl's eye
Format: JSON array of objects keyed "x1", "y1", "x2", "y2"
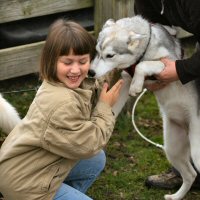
[
  {"x1": 79, "y1": 60, "x2": 88, "y2": 64},
  {"x1": 79, "y1": 61, "x2": 86, "y2": 65},
  {"x1": 63, "y1": 61, "x2": 72, "y2": 65}
]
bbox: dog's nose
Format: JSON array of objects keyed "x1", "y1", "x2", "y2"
[{"x1": 88, "y1": 69, "x2": 96, "y2": 77}]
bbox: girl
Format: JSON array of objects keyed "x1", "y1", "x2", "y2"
[{"x1": 0, "y1": 19, "x2": 123, "y2": 200}]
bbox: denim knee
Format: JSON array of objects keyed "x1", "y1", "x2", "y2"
[
  {"x1": 54, "y1": 183, "x2": 93, "y2": 200},
  {"x1": 64, "y1": 150, "x2": 106, "y2": 193},
  {"x1": 94, "y1": 150, "x2": 106, "y2": 174}
]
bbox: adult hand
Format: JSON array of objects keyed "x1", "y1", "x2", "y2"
[
  {"x1": 155, "y1": 58, "x2": 179, "y2": 82},
  {"x1": 100, "y1": 79, "x2": 124, "y2": 107},
  {"x1": 144, "y1": 58, "x2": 179, "y2": 91}
]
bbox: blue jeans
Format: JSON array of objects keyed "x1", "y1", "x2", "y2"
[{"x1": 53, "y1": 150, "x2": 106, "y2": 200}]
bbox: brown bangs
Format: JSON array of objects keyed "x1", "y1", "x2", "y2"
[{"x1": 60, "y1": 23, "x2": 96, "y2": 59}]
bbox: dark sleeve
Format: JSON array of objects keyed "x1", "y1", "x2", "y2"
[
  {"x1": 182, "y1": 0, "x2": 200, "y2": 41},
  {"x1": 134, "y1": 0, "x2": 171, "y2": 25},
  {"x1": 176, "y1": 49, "x2": 200, "y2": 84},
  {"x1": 174, "y1": 1, "x2": 200, "y2": 84}
]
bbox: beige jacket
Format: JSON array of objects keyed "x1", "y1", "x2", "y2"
[{"x1": 0, "y1": 79, "x2": 115, "y2": 200}]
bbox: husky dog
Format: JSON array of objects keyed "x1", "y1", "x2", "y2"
[
  {"x1": 90, "y1": 15, "x2": 200, "y2": 200},
  {"x1": 0, "y1": 94, "x2": 21, "y2": 134}
]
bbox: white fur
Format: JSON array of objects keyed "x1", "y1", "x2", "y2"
[
  {"x1": 91, "y1": 15, "x2": 200, "y2": 200},
  {"x1": 0, "y1": 94, "x2": 21, "y2": 134}
]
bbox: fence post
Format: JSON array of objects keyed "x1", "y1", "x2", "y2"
[{"x1": 94, "y1": 0, "x2": 135, "y2": 37}]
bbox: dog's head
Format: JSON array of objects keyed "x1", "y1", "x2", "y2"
[{"x1": 90, "y1": 16, "x2": 150, "y2": 78}]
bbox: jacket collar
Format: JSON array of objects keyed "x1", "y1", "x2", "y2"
[
  {"x1": 42, "y1": 78, "x2": 98, "y2": 104},
  {"x1": 43, "y1": 77, "x2": 97, "y2": 91}
]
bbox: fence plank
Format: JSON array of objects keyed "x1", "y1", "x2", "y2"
[
  {"x1": 0, "y1": 42, "x2": 44, "y2": 80},
  {"x1": 94, "y1": 0, "x2": 135, "y2": 36},
  {"x1": 0, "y1": 0, "x2": 94, "y2": 23}
]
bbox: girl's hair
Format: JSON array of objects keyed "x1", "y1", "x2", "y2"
[{"x1": 40, "y1": 19, "x2": 96, "y2": 82}]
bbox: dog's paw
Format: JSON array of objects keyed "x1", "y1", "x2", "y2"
[
  {"x1": 129, "y1": 90, "x2": 137, "y2": 96},
  {"x1": 164, "y1": 194, "x2": 180, "y2": 200},
  {"x1": 129, "y1": 84, "x2": 143, "y2": 96},
  {"x1": 164, "y1": 195, "x2": 173, "y2": 200},
  {"x1": 129, "y1": 74, "x2": 145, "y2": 96}
]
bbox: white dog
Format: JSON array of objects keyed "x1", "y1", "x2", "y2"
[
  {"x1": 0, "y1": 94, "x2": 21, "y2": 134},
  {"x1": 90, "y1": 15, "x2": 200, "y2": 200}
]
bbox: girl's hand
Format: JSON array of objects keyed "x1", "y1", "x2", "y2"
[{"x1": 99, "y1": 79, "x2": 124, "y2": 107}]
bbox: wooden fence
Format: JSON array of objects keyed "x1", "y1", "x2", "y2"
[
  {"x1": 94, "y1": 0, "x2": 135, "y2": 37},
  {"x1": 0, "y1": 0, "x2": 192, "y2": 81},
  {"x1": 0, "y1": 0, "x2": 93, "y2": 80}
]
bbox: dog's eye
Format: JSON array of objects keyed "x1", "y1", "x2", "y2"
[{"x1": 106, "y1": 54, "x2": 115, "y2": 58}]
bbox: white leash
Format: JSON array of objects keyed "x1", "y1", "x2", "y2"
[{"x1": 132, "y1": 88, "x2": 164, "y2": 150}]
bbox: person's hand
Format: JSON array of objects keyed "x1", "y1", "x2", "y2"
[
  {"x1": 144, "y1": 58, "x2": 179, "y2": 91},
  {"x1": 99, "y1": 79, "x2": 124, "y2": 107},
  {"x1": 155, "y1": 58, "x2": 179, "y2": 82}
]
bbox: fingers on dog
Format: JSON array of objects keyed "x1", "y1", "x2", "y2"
[
  {"x1": 111, "y1": 79, "x2": 124, "y2": 92},
  {"x1": 102, "y1": 82, "x2": 109, "y2": 93}
]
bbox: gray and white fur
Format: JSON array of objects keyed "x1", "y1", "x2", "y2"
[
  {"x1": 0, "y1": 94, "x2": 21, "y2": 134},
  {"x1": 90, "y1": 15, "x2": 200, "y2": 200}
]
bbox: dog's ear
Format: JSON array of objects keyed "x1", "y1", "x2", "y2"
[
  {"x1": 163, "y1": 25, "x2": 177, "y2": 36},
  {"x1": 127, "y1": 31, "x2": 146, "y2": 50},
  {"x1": 129, "y1": 31, "x2": 147, "y2": 40},
  {"x1": 103, "y1": 19, "x2": 115, "y2": 29}
]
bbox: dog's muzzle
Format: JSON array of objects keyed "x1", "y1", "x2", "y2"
[{"x1": 88, "y1": 69, "x2": 96, "y2": 77}]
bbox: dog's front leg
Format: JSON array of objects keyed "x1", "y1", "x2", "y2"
[
  {"x1": 129, "y1": 61, "x2": 165, "y2": 96},
  {"x1": 112, "y1": 71, "x2": 131, "y2": 117}
]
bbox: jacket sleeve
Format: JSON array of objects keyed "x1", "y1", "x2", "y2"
[
  {"x1": 134, "y1": 0, "x2": 171, "y2": 25},
  {"x1": 41, "y1": 100, "x2": 115, "y2": 160},
  {"x1": 176, "y1": 48, "x2": 200, "y2": 84},
  {"x1": 175, "y1": 1, "x2": 200, "y2": 84}
]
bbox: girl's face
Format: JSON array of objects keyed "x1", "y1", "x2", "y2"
[{"x1": 57, "y1": 51, "x2": 90, "y2": 89}]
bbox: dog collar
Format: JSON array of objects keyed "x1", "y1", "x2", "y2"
[{"x1": 124, "y1": 64, "x2": 137, "y2": 77}]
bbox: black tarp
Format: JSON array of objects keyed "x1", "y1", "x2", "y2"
[{"x1": 0, "y1": 7, "x2": 94, "y2": 49}]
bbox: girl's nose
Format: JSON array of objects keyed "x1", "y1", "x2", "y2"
[{"x1": 70, "y1": 63, "x2": 81, "y2": 73}]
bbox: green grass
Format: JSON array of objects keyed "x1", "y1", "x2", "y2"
[
  {"x1": 1, "y1": 74, "x2": 200, "y2": 199},
  {"x1": 88, "y1": 91, "x2": 200, "y2": 200}
]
